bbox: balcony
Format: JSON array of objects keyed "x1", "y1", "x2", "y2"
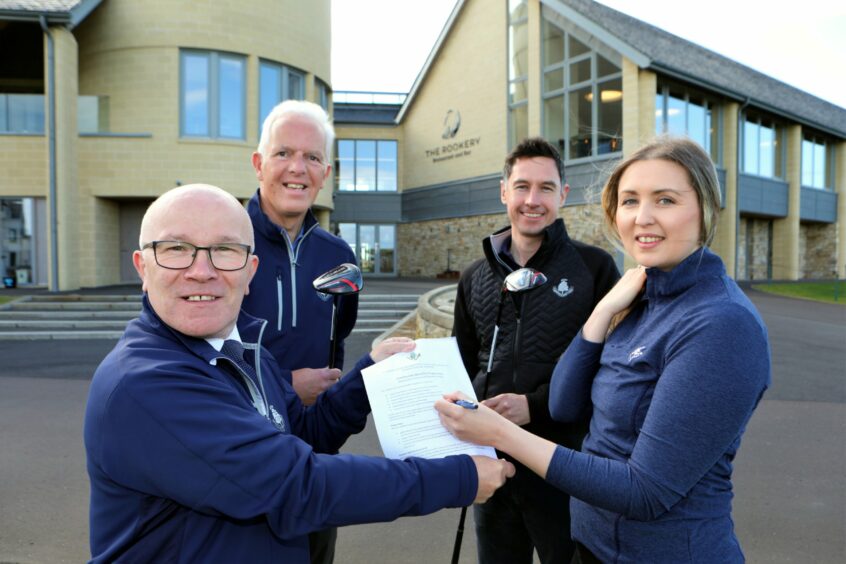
[{"x1": 0, "y1": 94, "x2": 109, "y2": 134}]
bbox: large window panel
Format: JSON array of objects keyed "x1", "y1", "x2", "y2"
[
  {"x1": 180, "y1": 50, "x2": 245, "y2": 140},
  {"x1": 759, "y1": 124, "x2": 775, "y2": 178},
  {"x1": 597, "y1": 78, "x2": 622, "y2": 155},
  {"x1": 541, "y1": 12, "x2": 623, "y2": 161},
  {"x1": 508, "y1": 0, "x2": 529, "y2": 149},
  {"x1": 336, "y1": 139, "x2": 398, "y2": 192},
  {"x1": 182, "y1": 53, "x2": 210, "y2": 136},
  {"x1": 656, "y1": 86, "x2": 719, "y2": 162},
  {"x1": 258, "y1": 60, "x2": 306, "y2": 135},
  {"x1": 377, "y1": 141, "x2": 398, "y2": 192},
  {"x1": 568, "y1": 86, "x2": 592, "y2": 159},
  {"x1": 744, "y1": 121, "x2": 759, "y2": 175}
]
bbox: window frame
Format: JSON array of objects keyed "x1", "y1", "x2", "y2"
[
  {"x1": 740, "y1": 112, "x2": 784, "y2": 180},
  {"x1": 258, "y1": 59, "x2": 306, "y2": 136},
  {"x1": 655, "y1": 84, "x2": 722, "y2": 165},
  {"x1": 540, "y1": 11, "x2": 623, "y2": 162},
  {"x1": 179, "y1": 49, "x2": 246, "y2": 140},
  {"x1": 336, "y1": 139, "x2": 399, "y2": 192},
  {"x1": 801, "y1": 134, "x2": 835, "y2": 190}
]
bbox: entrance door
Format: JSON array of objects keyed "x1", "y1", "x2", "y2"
[{"x1": 338, "y1": 223, "x2": 396, "y2": 276}]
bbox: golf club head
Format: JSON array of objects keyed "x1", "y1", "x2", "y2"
[
  {"x1": 313, "y1": 263, "x2": 364, "y2": 295},
  {"x1": 503, "y1": 267, "x2": 547, "y2": 293}
]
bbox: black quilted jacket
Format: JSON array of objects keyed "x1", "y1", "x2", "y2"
[{"x1": 453, "y1": 219, "x2": 619, "y2": 449}]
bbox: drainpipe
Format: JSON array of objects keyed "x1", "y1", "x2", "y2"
[
  {"x1": 39, "y1": 15, "x2": 59, "y2": 292},
  {"x1": 736, "y1": 96, "x2": 751, "y2": 280}
]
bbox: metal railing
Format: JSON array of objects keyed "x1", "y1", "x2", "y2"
[
  {"x1": 332, "y1": 91, "x2": 407, "y2": 105},
  {"x1": 0, "y1": 94, "x2": 108, "y2": 134}
]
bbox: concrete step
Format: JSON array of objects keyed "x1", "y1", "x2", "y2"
[
  {"x1": 0, "y1": 310, "x2": 139, "y2": 319},
  {"x1": 7, "y1": 301, "x2": 141, "y2": 311},
  {"x1": 0, "y1": 320, "x2": 131, "y2": 329},
  {"x1": 26, "y1": 294, "x2": 141, "y2": 303}
]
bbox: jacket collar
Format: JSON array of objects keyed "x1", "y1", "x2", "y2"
[
  {"x1": 139, "y1": 295, "x2": 267, "y2": 364},
  {"x1": 483, "y1": 218, "x2": 569, "y2": 272},
  {"x1": 247, "y1": 188, "x2": 318, "y2": 242},
  {"x1": 644, "y1": 247, "x2": 724, "y2": 300}
]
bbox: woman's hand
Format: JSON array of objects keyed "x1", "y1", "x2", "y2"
[
  {"x1": 369, "y1": 337, "x2": 416, "y2": 363},
  {"x1": 434, "y1": 391, "x2": 512, "y2": 449},
  {"x1": 582, "y1": 265, "x2": 647, "y2": 343}
]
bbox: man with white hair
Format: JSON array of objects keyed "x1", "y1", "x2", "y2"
[
  {"x1": 243, "y1": 100, "x2": 357, "y2": 563},
  {"x1": 84, "y1": 184, "x2": 514, "y2": 563}
]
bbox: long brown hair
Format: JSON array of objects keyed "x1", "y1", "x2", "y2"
[{"x1": 601, "y1": 136, "x2": 722, "y2": 332}]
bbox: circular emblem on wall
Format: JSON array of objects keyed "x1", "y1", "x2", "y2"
[{"x1": 442, "y1": 109, "x2": 461, "y2": 139}]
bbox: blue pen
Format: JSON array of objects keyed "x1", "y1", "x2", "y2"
[{"x1": 454, "y1": 399, "x2": 479, "y2": 410}]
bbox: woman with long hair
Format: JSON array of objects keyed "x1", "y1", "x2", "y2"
[{"x1": 437, "y1": 137, "x2": 770, "y2": 563}]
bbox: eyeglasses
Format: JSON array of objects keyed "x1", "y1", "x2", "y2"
[{"x1": 141, "y1": 240, "x2": 252, "y2": 271}]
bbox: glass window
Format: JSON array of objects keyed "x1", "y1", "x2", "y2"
[
  {"x1": 542, "y1": 19, "x2": 564, "y2": 65},
  {"x1": 338, "y1": 140, "x2": 356, "y2": 192},
  {"x1": 542, "y1": 13, "x2": 623, "y2": 160},
  {"x1": 508, "y1": 0, "x2": 529, "y2": 149},
  {"x1": 656, "y1": 86, "x2": 719, "y2": 162},
  {"x1": 377, "y1": 141, "x2": 398, "y2": 192},
  {"x1": 597, "y1": 78, "x2": 622, "y2": 155},
  {"x1": 338, "y1": 223, "x2": 357, "y2": 258},
  {"x1": 181, "y1": 50, "x2": 245, "y2": 140},
  {"x1": 336, "y1": 139, "x2": 398, "y2": 192},
  {"x1": 742, "y1": 116, "x2": 782, "y2": 179},
  {"x1": 569, "y1": 86, "x2": 592, "y2": 159},
  {"x1": 259, "y1": 60, "x2": 306, "y2": 135},
  {"x1": 802, "y1": 137, "x2": 832, "y2": 190}
]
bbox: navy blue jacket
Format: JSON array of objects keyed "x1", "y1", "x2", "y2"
[
  {"x1": 548, "y1": 248, "x2": 770, "y2": 562},
  {"x1": 242, "y1": 190, "x2": 358, "y2": 376},
  {"x1": 84, "y1": 298, "x2": 477, "y2": 563}
]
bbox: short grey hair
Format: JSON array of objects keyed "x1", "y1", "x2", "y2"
[{"x1": 256, "y1": 100, "x2": 335, "y2": 162}]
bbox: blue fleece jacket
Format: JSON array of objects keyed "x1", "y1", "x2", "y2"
[
  {"x1": 547, "y1": 248, "x2": 770, "y2": 563},
  {"x1": 242, "y1": 190, "x2": 358, "y2": 376},
  {"x1": 84, "y1": 298, "x2": 476, "y2": 563}
]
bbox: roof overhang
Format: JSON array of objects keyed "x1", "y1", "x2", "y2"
[{"x1": 0, "y1": 0, "x2": 102, "y2": 29}]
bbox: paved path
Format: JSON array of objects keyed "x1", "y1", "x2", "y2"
[{"x1": 0, "y1": 283, "x2": 843, "y2": 563}]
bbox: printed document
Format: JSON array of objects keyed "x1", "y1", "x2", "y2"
[{"x1": 362, "y1": 337, "x2": 496, "y2": 460}]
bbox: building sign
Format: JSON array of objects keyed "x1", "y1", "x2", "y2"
[{"x1": 425, "y1": 109, "x2": 481, "y2": 163}]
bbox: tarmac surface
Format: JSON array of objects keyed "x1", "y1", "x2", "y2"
[{"x1": 0, "y1": 280, "x2": 844, "y2": 563}]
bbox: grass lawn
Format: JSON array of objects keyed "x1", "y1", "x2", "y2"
[{"x1": 752, "y1": 281, "x2": 846, "y2": 304}]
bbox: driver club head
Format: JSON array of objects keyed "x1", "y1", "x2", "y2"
[
  {"x1": 313, "y1": 263, "x2": 364, "y2": 295},
  {"x1": 503, "y1": 267, "x2": 547, "y2": 294}
]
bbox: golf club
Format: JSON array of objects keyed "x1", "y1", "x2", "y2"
[
  {"x1": 451, "y1": 267, "x2": 547, "y2": 564},
  {"x1": 312, "y1": 263, "x2": 364, "y2": 369}
]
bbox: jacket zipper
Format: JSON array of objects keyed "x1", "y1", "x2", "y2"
[
  {"x1": 282, "y1": 221, "x2": 319, "y2": 329},
  {"x1": 276, "y1": 268, "x2": 283, "y2": 331},
  {"x1": 512, "y1": 295, "x2": 525, "y2": 387}
]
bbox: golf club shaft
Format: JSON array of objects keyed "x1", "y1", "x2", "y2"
[
  {"x1": 328, "y1": 298, "x2": 338, "y2": 369},
  {"x1": 451, "y1": 506, "x2": 467, "y2": 564}
]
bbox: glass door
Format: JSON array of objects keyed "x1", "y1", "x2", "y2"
[{"x1": 337, "y1": 223, "x2": 396, "y2": 276}]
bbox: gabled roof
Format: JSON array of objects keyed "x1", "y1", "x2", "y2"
[
  {"x1": 397, "y1": 0, "x2": 845, "y2": 138},
  {"x1": 553, "y1": 0, "x2": 845, "y2": 137},
  {"x1": 0, "y1": 0, "x2": 103, "y2": 28}
]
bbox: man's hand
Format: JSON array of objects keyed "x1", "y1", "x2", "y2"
[
  {"x1": 291, "y1": 367, "x2": 342, "y2": 406},
  {"x1": 483, "y1": 393, "x2": 530, "y2": 426},
  {"x1": 369, "y1": 337, "x2": 416, "y2": 363},
  {"x1": 470, "y1": 456, "x2": 515, "y2": 503}
]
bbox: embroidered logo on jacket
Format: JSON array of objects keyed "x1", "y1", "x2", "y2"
[
  {"x1": 628, "y1": 346, "x2": 646, "y2": 362},
  {"x1": 316, "y1": 292, "x2": 332, "y2": 302},
  {"x1": 269, "y1": 405, "x2": 287, "y2": 433},
  {"x1": 552, "y1": 278, "x2": 574, "y2": 298}
]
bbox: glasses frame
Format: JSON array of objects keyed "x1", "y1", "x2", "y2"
[{"x1": 141, "y1": 240, "x2": 252, "y2": 272}]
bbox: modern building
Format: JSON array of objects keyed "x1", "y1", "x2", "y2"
[
  {"x1": 1, "y1": 0, "x2": 844, "y2": 289},
  {"x1": 0, "y1": 0, "x2": 332, "y2": 289},
  {"x1": 332, "y1": 0, "x2": 846, "y2": 281}
]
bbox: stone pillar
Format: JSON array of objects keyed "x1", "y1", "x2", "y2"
[
  {"x1": 313, "y1": 207, "x2": 331, "y2": 231},
  {"x1": 46, "y1": 26, "x2": 80, "y2": 290},
  {"x1": 836, "y1": 141, "x2": 846, "y2": 279},
  {"x1": 526, "y1": 0, "x2": 542, "y2": 136},
  {"x1": 712, "y1": 102, "x2": 738, "y2": 278},
  {"x1": 772, "y1": 125, "x2": 801, "y2": 280}
]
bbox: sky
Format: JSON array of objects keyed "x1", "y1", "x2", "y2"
[{"x1": 331, "y1": 0, "x2": 846, "y2": 109}]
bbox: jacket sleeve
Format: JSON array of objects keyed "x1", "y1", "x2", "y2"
[
  {"x1": 548, "y1": 331, "x2": 602, "y2": 422},
  {"x1": 93, "y1": 355, "x2": 477, "y2": 540},
  {"x1": 545, "y1": 304, "x2": 770, "y2": 520},
  {"x1": 452, "y1": 271, "x2": 481, "y2": 379},
  {"x1": 286, "y1": 354, "x2": 374, "y2": 453}
]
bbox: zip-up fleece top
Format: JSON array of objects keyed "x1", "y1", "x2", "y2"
[
  {"x1": 548, "y1": 248, "x2": 771, "y2": 563},
  {"x1": 84, "y1": 298, "x2": 477, "y2": 563},
  {"x1": 243, "y1": 189, "x2": 358, "y2": 376}
]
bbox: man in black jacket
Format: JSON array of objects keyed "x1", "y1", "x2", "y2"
[{"x1": 453, "y1": 137, "x2": 619, "y2": 563}]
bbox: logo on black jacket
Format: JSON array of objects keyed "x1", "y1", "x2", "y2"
[
  {"x1": 552, "y1": 278, "x2": 574, "y2": 298},
  {"x1": 270, "y1": 405, "x2": 287, "y2": 433}
]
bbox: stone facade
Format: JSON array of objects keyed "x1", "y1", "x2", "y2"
[
  {"x1": 801, "y1": 223, "x2": 837, "y2": 279},
  {"x1": 398, "y1": 204, "x2": 615, "y2": 277},
  {"x1": 741, "y1": 218, "x2": 772, "y2": 281}
]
